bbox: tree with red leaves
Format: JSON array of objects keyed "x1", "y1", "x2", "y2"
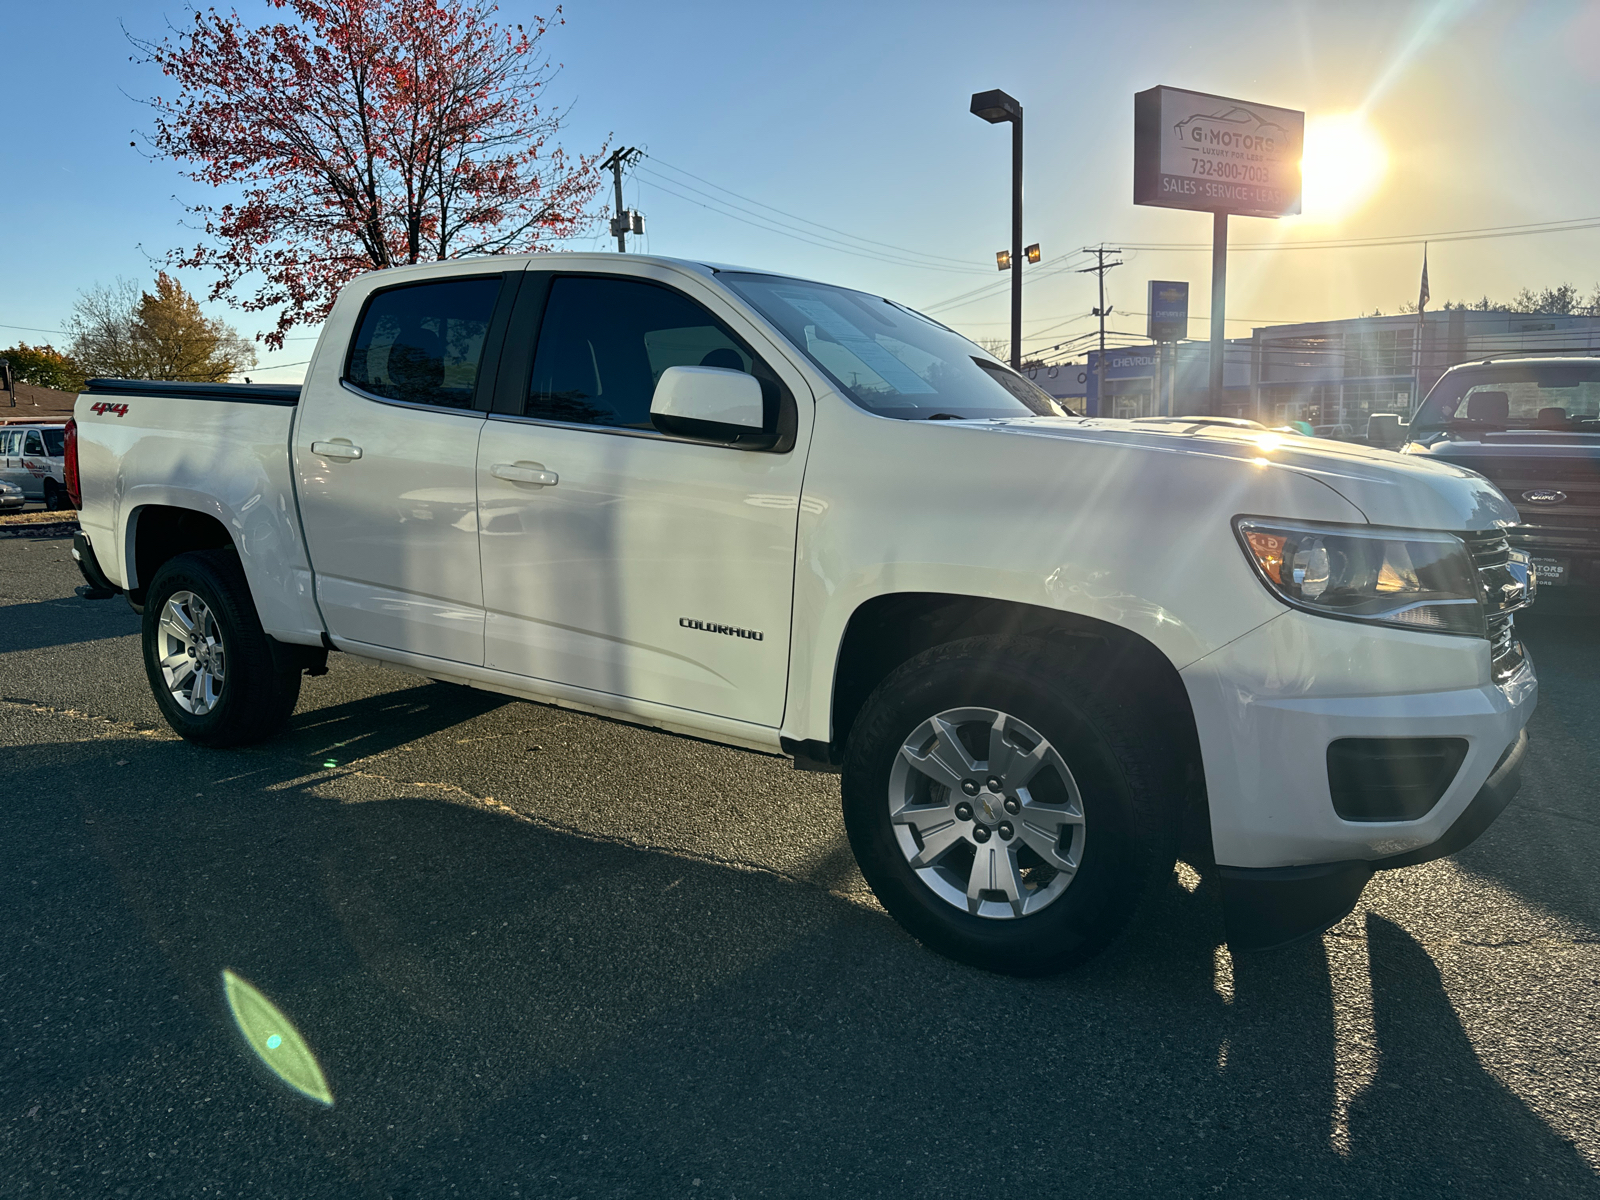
[{"x1": 132, "y1": 1, "x2": 605, "y2": 348}]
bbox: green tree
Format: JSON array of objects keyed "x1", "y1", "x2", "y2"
[
  {"x1": 67, "y1": 273, "x2": 257, "y2": 382},
  {"x1": 0, "y1": 343, "x2": 86, "y2": 391},
  {"x1": 1414, "y1": 282, "x2": 1600, "y2": 316}
]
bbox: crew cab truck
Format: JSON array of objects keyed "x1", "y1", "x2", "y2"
[
  {"x1": 1403, "y1": 356, "x2": 1600, "y2": 591},
  {"x1": 67, "y1": 253, "x2": 1537, "y2": 975}
]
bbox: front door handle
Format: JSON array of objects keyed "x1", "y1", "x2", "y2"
[
  {"x1": 311, "y1": 441, "x2": 363, "y2": 460},
  {"x1": 490, "y1": 462, "x2": 558, "y2": 487}
]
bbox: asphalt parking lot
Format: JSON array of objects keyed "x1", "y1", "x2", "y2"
[{"x1": 3, "y1": 531, "x2": 1599, "y2": 1198}]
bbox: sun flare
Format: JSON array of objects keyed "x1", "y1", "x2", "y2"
[{"x1": 1299, "y1": 114, "x2": 1388, "y2": 222}]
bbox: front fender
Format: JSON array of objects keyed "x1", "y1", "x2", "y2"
[{"x1": 781, "y1": 395, "x2": 1367, "y2": 744}]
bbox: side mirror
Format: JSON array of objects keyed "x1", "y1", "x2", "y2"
[{"x1": 650, "y1": 366, "x2": 776, "y2": 449}]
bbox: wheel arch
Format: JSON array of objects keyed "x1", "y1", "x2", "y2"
[
  {"x1": 125, "y1": 503, "x2": 237, "y2": 603},
  {"x1": 806, "y1": 591, "x2": 1210, "y2": 858}
]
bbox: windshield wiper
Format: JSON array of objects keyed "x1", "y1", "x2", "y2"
[{"x1": 925, "y1": 413, "x2": 968, "y2": 421}]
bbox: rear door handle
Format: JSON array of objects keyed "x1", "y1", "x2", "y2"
[
  {"x1": 311, "y1": 441, "x2": 363, "y2": 460},
  {"x1": 490, "y1": 462, "x2": 558, "y2": 487}
]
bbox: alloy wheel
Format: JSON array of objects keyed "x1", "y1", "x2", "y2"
[
  {"x1": 155, "y1": 590, "x2": 227, "y2": 715},
  {"x1": 888, "y1": 706, "x2": 1086, "y2": 919}
]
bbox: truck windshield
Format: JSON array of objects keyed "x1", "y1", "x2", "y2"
[
  {"x1": 1412, "y1": 362, "x2": 1600, "y2": 435},
  {"x1": 719, "y1": 272, "x2": 1068, "y2": 421}
]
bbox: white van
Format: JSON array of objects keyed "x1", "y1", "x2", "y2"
[{"x1": 0, "y1": 423, "x2": 69, "y2": 508}]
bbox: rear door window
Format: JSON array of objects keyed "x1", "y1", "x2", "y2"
[{"x1": 346, "y1": 278, "x2": 503, "y2": 410}]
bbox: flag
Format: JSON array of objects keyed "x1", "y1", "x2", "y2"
[{"x1": 1418, "y1": 244, "x2": 1430, "y2": 313}]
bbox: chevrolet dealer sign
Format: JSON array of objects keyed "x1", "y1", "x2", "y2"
[{"x1": 1134, "y1": 86, "x2": 1304, "y2": 218}]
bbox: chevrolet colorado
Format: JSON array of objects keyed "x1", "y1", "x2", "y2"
[{"x1": 67, "y1": 253, "x2": 1537, "y2": 973}]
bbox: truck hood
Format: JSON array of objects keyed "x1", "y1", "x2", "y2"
[{"x1": 983, "y1": 416, "x2": 1520, "y2": 532}]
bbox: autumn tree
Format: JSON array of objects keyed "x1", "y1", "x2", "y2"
[
  {"x1": 132, "y1": 1, "x2": 604, "y2": 348},
  {"x1": 68, "y1": 274, "x2": 257, "y2": 382},
  {"x1": 0, "y1": 344, "x2": 87, "y2": 392}
]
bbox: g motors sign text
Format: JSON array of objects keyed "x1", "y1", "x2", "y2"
[{"x1": 1134, "y1": 86, "x2": 1303, "y2": 218}]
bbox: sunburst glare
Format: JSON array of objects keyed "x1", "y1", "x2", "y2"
[{"x1": 1299, "y1": 113, "x2": 1389, "y2": 223}]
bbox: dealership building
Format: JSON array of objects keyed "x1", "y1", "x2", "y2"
[{"x1": 1053, "y1": 309, "x2": 1600, "y2": 429}]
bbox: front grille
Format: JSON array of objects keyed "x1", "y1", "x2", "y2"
[
  {"x1": 1487, "y1": 615, "x2": 1522, "y2": 681},
  {"x1": 1463, "y1": 530, "x2": 1528, "y2": 681},
  {"x1": 1464, "y1": 529, "x2": 1511, "y2": 572},
  {"x1": 1424, "y1": 452, "x2": 1600, "y2": 530},
  {"x1": 1507, "y1": 523, "x2": 1600, "y2": 554}
]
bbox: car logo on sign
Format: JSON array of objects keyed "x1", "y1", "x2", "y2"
[{"x1": 1522, "y1": 490, "x2": 1567, "y2": 504}]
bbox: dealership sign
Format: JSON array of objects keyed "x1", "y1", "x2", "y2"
[
  {"x1": 1134, "y1": 86, "x2": 1304, "y2": 218},
  {"x1": 1147, "y1": 281, "x2": 1189, "y2": 342}
]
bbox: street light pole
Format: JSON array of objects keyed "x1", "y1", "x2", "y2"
[{"x1": 971, "y1": 89, "x2": 1024, "y2": 371}]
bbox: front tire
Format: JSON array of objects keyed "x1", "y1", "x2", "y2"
[
  {"x1": 842, "y1": 636, "x2": 1179, "y2": 976},
  {"x1": 141, "y1": 550, "x2": 302, "y2": 748}
]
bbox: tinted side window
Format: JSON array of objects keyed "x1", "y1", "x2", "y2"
[
  {"x1": 527, "y1": 276, "x2": 779, "y2": 430},
  {"x1": 347, "y1": 278, "x2": 501, "y2": 409},
  {"x1": 1, "y1": 431, "x2": 16, "y2": 454},
  {"x1": 24, "y1": 431, "x2": 45, "y2": 455},
  {"x1": 42, "y1": 429, "x2": 65, "y2": 456}
]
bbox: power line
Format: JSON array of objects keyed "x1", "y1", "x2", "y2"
[
  {"x1": 919, "y1": 252, "x2": 1094, "y2": 315},
  {"x1": 1120, "y1": 215, "x2": 1600, "y2": 254},
  {"x1": 642, "y1": 155, "x2": 985, "y2": 269},
  {"x1": 636, "y1": 175, "x2": 993, "y2": 275},
  {"x1": 0, "y1": 322, "x2": 68, "y2": 336}
]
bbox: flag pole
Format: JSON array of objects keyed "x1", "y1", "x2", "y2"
[{"x1": 1413, "y1": 243, "x2": 1430, "y2": 413}]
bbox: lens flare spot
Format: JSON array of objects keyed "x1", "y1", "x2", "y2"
[
  {"x1": 1299, "y1": 113, "x2": 1388, "y2": 222},
  {"x1": 222, "y1": 969, "x2": 334, "y2": 1106}
]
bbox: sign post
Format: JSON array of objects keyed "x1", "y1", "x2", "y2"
[
  {"x1": 1134, "y1": 86, "x2": 1303, "y2": 413},
  {"x1": 1147, "y1": 281, "x2": 1189, "y2": 416}
]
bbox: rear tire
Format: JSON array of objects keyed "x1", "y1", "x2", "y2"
[
  {"x1": 141, "y1": 550, "x2": 302, "y2": 748},
  {"x1": 841, "y1": 635, "x2": 1180, "y2": 976}
]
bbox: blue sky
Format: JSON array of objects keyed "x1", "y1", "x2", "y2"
[{"x1": 4, "y1": 0, "x2": 1599, "y2": 380}]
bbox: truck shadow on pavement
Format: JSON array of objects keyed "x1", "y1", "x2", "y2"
[
  {"x1": 5, "y1": 700, "x2": 1597, "y2": 1198},
  {"x1": 0, "y1": 595, "x2": 141, "y2": 656}
]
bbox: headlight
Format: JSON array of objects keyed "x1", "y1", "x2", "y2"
[{"x1": 1234, "y1": 518, "x2": 1484, "y2": 636}]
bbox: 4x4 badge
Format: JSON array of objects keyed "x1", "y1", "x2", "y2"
[
  {"x1": 1522, "y1": 490, "x2": 1567, "y2": 504},
  {"x1": 90, "y1": 402, "x2": 129, "y2": 417}
]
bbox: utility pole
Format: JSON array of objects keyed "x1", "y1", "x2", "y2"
[
  {"x1": 600, "y1": 147, "x2": 645, "y2": 252},
  {"x1": 1078, "y1": 247, "x2": 1124, "y2": 416}
]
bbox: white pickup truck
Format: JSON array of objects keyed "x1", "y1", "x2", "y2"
[{"x1": 66, "y1": 252, "x2": 1537, "y2": 974}]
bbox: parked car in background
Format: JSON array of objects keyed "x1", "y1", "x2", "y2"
[
  {"x1": 1404, "y1": 357, "x2": 1600, "y2": 590},
  {"x1": 0, "y1": 479, "x2": 24, "y2": 511},
  {"x1": 0, "y1": 423, "x2": 69, "y2": 509}
]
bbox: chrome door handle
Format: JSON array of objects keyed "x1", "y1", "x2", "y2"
[
  {"x1": 490, "y1": 462, "x2": 558, "y2": 487},
  {"x1": 311, "y1": 441, "x2": 363, "y2": 460}
]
